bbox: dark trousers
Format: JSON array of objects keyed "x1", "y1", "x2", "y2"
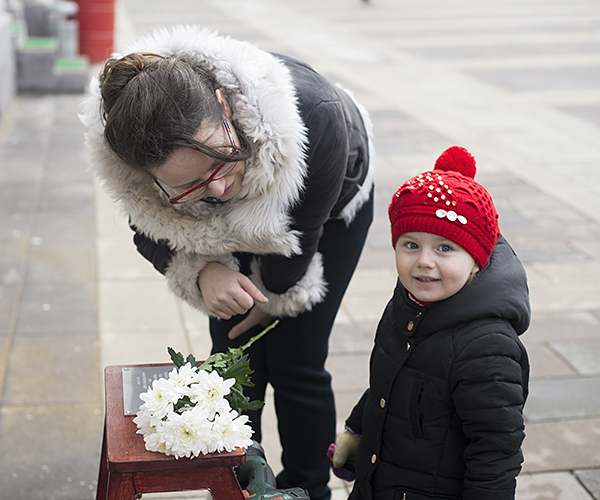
[{"x1": 210, "y1": 192, "x2": 373, "y2": 500}]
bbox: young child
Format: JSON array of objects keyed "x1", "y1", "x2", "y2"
[{"x1": 330, "y1": 146, "x2": 530, "y2": 500}]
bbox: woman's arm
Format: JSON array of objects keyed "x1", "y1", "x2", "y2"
[
  {"x1": 259, "y1": 99, "x2": 349, "y2": 293},
  {"x1": 132, "y1": 225, "x2": 173, "y2": 274},
  {"x1": 132, "y1": 224, "x2": 266, "y2": 320}
]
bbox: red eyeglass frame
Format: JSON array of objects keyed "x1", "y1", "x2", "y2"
[{"x1": 154, "y1": 118, "x2": 240, "y2": 204}]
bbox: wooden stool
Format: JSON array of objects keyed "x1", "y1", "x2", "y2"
[{"x1": 96, "y1": 364, "x2": 246, "y2": 500}]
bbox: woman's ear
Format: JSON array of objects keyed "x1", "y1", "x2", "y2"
[{"x1": 215, "y1": 89, "x2": 232, "y2": 118}]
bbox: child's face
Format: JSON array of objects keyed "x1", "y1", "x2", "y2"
[{"x1": 395, "y1": 232, "x2": 480, "y2": 303}]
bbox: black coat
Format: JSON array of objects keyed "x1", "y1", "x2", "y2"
[{"x1": 346, "y1": 237, "x2": 531, "y2": 500}]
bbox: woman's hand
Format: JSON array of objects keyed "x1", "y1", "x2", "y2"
[
  {"x1": 198, "y1": 262, "x2": 268, "y2": 319},
  {"x1": 227, "y1": 307, "x2": 273, "y2": 340}
]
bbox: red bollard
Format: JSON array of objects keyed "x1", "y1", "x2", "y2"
[{"x1": 73, "y1": 0, "x2": 115, "y2": 63}]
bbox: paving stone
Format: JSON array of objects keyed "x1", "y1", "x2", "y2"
[
  {"x1": 522, "y1": 418, "x2": 600, "y2": 473},
  {"x1": 96, "y1": 237, "x2": 159, "y2": 280},
  {"x1": 467, "y1": 66, "x2": 600, "y2": 92},
  {"x1": 550, "y1": 341, "x2": 600, "y2": 376},
  {"x1": 16, "y1": 281, "x2": 96, "y2": 334},
  {"x1": 499, "y1": 209, "x2": 533, "y2": 228},
  {"x1": 575, "y1": 469, "x2": 600, "y2": 500},
  {"x1": 40, "y1": 179, "x2": 95, "y2": 213},
  {"x1": 2, "y1": 334, "x2": 100, "y2": 404},
  {"x1": 356, "y1": 246, "x2": 396, "y2": 270},
  {"x1": 404, "y1": 43, "x2": 600, "y2": 61},
  {"x1": 100, "y1": 328, "x2": 188, "y2": 368},
  {"x1": 572, "y1": 237, "x2": 600, "y2": 260},
  {"x1": 0, "y1": 131, "x2": 50, "y2": 163},
  {"x1": 0, "y1": 250, "x2": 22, "y2": 334},
  {"x1": 510, "y1": 241, "x2": 587, "y2": 263},
  {"x1": 523, "y1": 341, "x2": 576, "y2": 379},
  {"x1": 516, "y1": 472, "x2": 594, "y2": 500},
  {"x1": 34, "y1": 211, "x2": 95, "y2": 244},
  {"x1": 559, "y1": 105, "x2": 600, "y2": 128},
  {"x1": 529, "y1": 260, "x2": 600, "y2": 286},
  {"x1": 27, "y1": 244, "x2": 95, "y2": 285},
  {"x1": 369, "y1": 110, "x2": 451, "y2": 155},
  {"x1": 527, "y1": 280, "x2": 600, "y2": 315},
  {"x1": 47, "y1": 134, "x2": 87, "y2": 163},
  {"x1": 501, "y1": 224, "x2": 600, "y2": 251},
  {"x1": 525, "y1": 377, "x2": 600, "y2": 421},
  {"x1": 0, "y1": 403, "x2": 103, "y2": 500},
  {"x1": 330, "y1": 320, "x2": 378, "y2": 355},
  {"x1": 0, "y1": 180, "x2": 38, "y2": 213},
  {"x1": 98, "y1": 279, "x2": 179, "y2": 332},
  {"x1": 0, "y1": 288, "x2": 17, "y2": 336},
  {"x1": 0, "y1": 335, "x2": 7, "y2": 375},
  {"x1": 0, "y1": 212, "x2": 32, "y2": 245},
  {"x1": 334, "y1": 389, "x2": 366, "y2": 432},
  {"x1": 366, "y1": 229, "x2": 393, "y2": 250},
  {"x1": 525, "y1": 311, "x2": 600, "y2": 344},
  {"x1": 0, "y1": 157, "x2": 45, "y2": 183},
  {"x1": 326, "y1": 352, "x2": 370, "y2": 392}
]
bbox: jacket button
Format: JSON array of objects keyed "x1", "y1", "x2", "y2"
[
  {"x1": 407, "y1": 321, "x2": 414, "y2": 331},
  {"x1": 415, "y1": 311, "x2": 422, "y2": 318},
  {"x1": 406, "y1": 342, "x2": 411, "y2": 352},
  {"x1": 371, "y1": 454, "x2": 377, "y2": 464},
  {"x1": 380, "y1": 398, "x2": 386, "y2": 408}
]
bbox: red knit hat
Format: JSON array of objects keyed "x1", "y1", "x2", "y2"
[{"x1": 388, "y1": 146, "x2": 500, "y2": 269}]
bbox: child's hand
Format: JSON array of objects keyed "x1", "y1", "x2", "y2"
[
  {"x1": 327, "y1": 430, "x2": 360, "y2": 481},
  {"x1": 333, "y1": 430, "x2": 359, "y2": 467}
]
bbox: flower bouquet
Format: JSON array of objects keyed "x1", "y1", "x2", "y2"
[{"x1": 133, "y1": 320, "x2": 279, "y2": 459}]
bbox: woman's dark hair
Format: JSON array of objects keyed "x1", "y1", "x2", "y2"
[{"x1": 98, "y1": 52, "x2": 251, "y2": 172}]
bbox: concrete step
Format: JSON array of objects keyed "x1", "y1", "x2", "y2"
[{"x1": 17, "y1": 36, "x2": 89, "y2": 93}]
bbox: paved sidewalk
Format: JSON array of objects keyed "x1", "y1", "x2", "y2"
[{"x1": 1, "y1": 0, "x2": 600, "y2": 499}]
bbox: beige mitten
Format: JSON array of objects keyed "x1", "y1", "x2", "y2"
[{"x1": 332, "y1": 430, "x2": 360, "y2": 468}]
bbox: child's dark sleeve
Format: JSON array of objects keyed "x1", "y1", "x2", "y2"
[{"x1": 450, "y1": 330, "x2": 529, "y2": 500}]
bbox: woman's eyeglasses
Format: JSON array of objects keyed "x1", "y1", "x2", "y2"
[{"x1": 154, "y1": 118, "x2": 240, "y2": 204}]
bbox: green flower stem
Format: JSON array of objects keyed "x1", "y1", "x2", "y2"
[{"x1": 240, "y1": 319, "x2": 280, "y2": 351}]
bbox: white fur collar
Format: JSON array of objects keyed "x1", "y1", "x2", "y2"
[{"x1": 80, "y1": 26, "x2": 308, "y2": 257}]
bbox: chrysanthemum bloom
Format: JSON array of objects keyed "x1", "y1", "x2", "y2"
[
  {"x1": 159, "y1": 406, "x2": 214, "y2": 458},
  {"x1": 168, "y1": 363, "x2": 201, "y2": 392},
  {"x1": 190, "y1": 370, "x2": 235, "y2": 418},
  {"x1": 212, "y1": 409, "x2": 253, "y2": 452},
  {"x1": 139, "y1": 377, "x2": 180, "y2": 426}
]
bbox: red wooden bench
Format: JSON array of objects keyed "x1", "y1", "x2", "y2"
[{"x1": 96, "y1": 364, "x2": 246, "y2": 500}]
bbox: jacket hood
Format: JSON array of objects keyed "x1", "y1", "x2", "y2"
[
  {"x1": 80, "y1": 25, "x2": 309, "y2": 257},
  {"x1": 395, "y1": 236, "x2": 531, "y2": 336}
]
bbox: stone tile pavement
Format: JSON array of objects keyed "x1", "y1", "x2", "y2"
[{"x1": 1, "y1": 0, "x2": 600, "y2": 498}]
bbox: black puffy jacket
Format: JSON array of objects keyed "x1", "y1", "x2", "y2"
[{"x1": 346, "y1": 237, "x2": 530, "y2": 500}]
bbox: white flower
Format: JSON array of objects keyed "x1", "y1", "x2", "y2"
[
  {"x1": 212, "y1": 409, "x2": 254, "y2": 452},
  {"x1": 133, "y1": 409, "x2": 155, "y2": 435},
  {"x1": 135, "y1": 368, "x2": 255, "y2": 458},
  {"x1": 189, "y1": 370, "x2": 235, "y2": 418},
  {"x1": 168, "y1": 363, "x2": 201, "y2": 391},
  {"x1": 142, "y1": 426, "x2": 169, "y2": 455},
  {"x1": 138, "y1": 377, "x2": 180, "y2": 426},
  {"x1": 157, "y1": 407, "x2": 213, "y2": 458}
]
